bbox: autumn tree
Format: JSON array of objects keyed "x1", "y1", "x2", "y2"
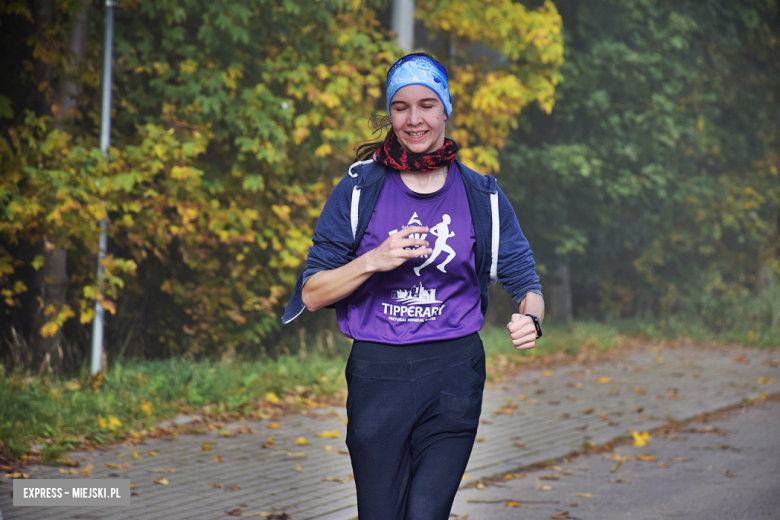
[{"x1": 0, "y1": 0, "x2": 565, "y2": 367}]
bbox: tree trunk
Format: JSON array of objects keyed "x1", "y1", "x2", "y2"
[
  {"x1": 549, "y1": 263, "x2": 573, "y2": 323},
  {"x1": 30, "y1": 0, "x2": 89, "y2": 369}
]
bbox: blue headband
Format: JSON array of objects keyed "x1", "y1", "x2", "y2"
[{"x1": 386, "y1": 55, "x2": 453, "y2": 117}]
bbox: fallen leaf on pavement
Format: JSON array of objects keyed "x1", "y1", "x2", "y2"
[
  {"x1": 295, "y1": 464, "x2": 302, "y2": 472},
  {"x1": 154, "y1": 478, "x2": 169, "y2": 485},
  {"x1": 659, "y1": 462, "x2": 671, "y2": 467},
  {"x1": 59, "y1": 468, "x2": 78, "y2": 474},
  {"x1": 536, "y1": 485, "x2": 553, "y2": 490},
  {"x1": 504, "y1": 473, "x2": 514, "y2": 480},
  {"x1": 149, "y1": 451, "x2": 159, "y2": 456},
  {"x1": 518, "y1": 394, "x2": 527, "y2": 400},
  {"x1": 476, "y1": 482, "x2": 485, "y2": 490},
  {"x1": 597, "y1": 377, "x2": 611, "y2": 384},
  {"x1": 338, "y1": 449, "x2": 349, "y2": 455},
  {"x1": 209, "y1": 483, "x2": 224, "y2": 488},
  {"x1": 513, "y1": 442, "x2": 526, "y2": 448},
  {"x1": 268, "y1": 422, "x2": 279, "y2": 429},
  {"x1": 226, "y1": 508, "x2": 242, "y2": 516},
  {"x1": 734, "y1": 356, "x2": 749, "y2": 364},
  {"x1": 505, "y1": 501, "x2": 521, "y2": 507},
  {"x1": 202, "y1": 442, "x2": 212, "y2": 451},
  {"x1": 107, "y1": 462, "x2": 130, "y2": 469},
  {"x1": 577, "y1": 492, "x2": 597, "y2": 498},
  {"x1": 261, "y1": 438, "x2": 274, "y2": 449},
  {"x1": 609, "y1": 478, "x2": 630, "y2": 483},
  {"x1": 295, "y1": 436, "x2": 310, "y2": 446},
  {"x1": 600, "y1": 414, "x2": 610, "y2": 421},
  {"x1": 544, "y1": 370, "x2": 554, "y2": 377},
  {"x1": 285, "y1": 452, "x2": 306, "y2": 457},
  {"x1": 5, "y1": 472, "x2": 30, "y2": 479},
  {"x1": 540, "y1": 475, "x2": 560, "y2": 480},
  {"x1": 570, "y1": 502, "x2": 579, "y2": 507},
  {"x1": 630, "y1": 430, "x2": 651, "y2": 447},
  {"x1": 133, "y1": 449, "x2": 143, "y2": 459},
  {"x1": 638, "y1": 454, "x2": 658, "y2": 461},
  {"x1": 153, "y1": 468, "x2": 177, "y2": 473},
  {"x1": 724, "y1": 470, "x2": 737, "y2": 478},
  {"x1": 322, "y1": 476, "x2": 348, "y2": 483},
  {"x1": 214, "y1": 456, "x2": 223, "y2": 463},
  {"x1": 475, "y1": 437, "x2": 484, "y2": 442},
  {"x1": 580, "y1": 408, "x2": 594, "y2": 414},
  {"x1": 80, "y1": 463, "x2": 93, "y2": 477},
  {"x1": 316, "y1": 430, "x2": 341, "y2": 439},
  {"x1": 550, "y1": 512, "x2": 570, "y2": 519},
  {"x1": 462, "y1": 473, "x2": 469, "y2": 480},
  {"x1": 633, "y1": 386, "x2": 646, "y2": 395}
]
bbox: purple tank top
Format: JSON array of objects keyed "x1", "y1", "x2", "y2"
[{"x1": 336, "y1": 162, "x2": 483, "y2": 344}]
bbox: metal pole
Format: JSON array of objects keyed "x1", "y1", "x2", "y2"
[
  {"x1": 392, "y1": 0, "x2": 414, "y2": 53},
  {"x1": 91, "y1": 0, "x2": 114, "y2": 375}
]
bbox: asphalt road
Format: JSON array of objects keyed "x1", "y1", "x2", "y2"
[{"x1": 452, "y1": 398, "x2": 780, "y2": 520}]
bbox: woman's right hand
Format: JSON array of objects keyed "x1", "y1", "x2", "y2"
[{"x1": 365, "y1": 226, "x2": 431, "y2": 272}]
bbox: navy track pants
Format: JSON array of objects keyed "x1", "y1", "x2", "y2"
[{"x1": 345, "y1": 333, "x2": 485, "y2": 520}]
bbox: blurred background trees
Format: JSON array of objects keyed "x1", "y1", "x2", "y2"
[
  {"x1": 0, "y1": 0, "x2": 777, "y2": 371},
  {"x1": 500, "y1": 0, "x2": 779, "y2": 338}
]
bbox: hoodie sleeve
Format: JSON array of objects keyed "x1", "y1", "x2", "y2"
[
  {"x1": 496, "y1": 185, "x2": 543, "y2": 304},
  {"x1": 300, "y1": 174, "x2": 356, "y2": 288}
]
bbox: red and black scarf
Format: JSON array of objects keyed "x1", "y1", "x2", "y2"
[{"x1": 374, "y1": 135, "x2": 458, "y2": 172}]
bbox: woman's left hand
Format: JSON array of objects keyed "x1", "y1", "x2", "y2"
[{"x1": 507, "y1": 313, "x2": 537, "y2": 350}]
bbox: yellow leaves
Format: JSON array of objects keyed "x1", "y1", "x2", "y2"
[
  {"x1": 80, "y1": 463, "x2": 93, "y2": 477},
  {"x1": 107, "y1": 462, "x2": 130, "y2": 469},
  {"x1": 265, "y1": 393, "x2": 280, "y2": 405},
  {"x1": 295, "y1": 464, "x2": 303, "y2": 472},
  {"x1": 577, "y1": 492, "x2": 597, "y2": 498},
  {"x1": 316, "y1": 430, "x2": 341, "y2": 439},
  {"x1": 505, "y1": 501, "x2": 521, "y2": 507},
  {"x1": 267, "y1": 422, "x2": 280, "y2": 429},
  {"x1": 314, "y1": 143, "x2": 332, "y2": 157},
  {"x1": 214, "y1": 456, "x2": 223, "y2": 463},
  {"x1": 757, "y1": 377, "x2": 773, "y2": 384},
  {"x1": 633, "y1": 386, "x2": 646, "y2": 395},
  {"x1": 154, "y1": 478, "x2": 169, "y2": 485},
  {"x1": 140, "y1": 399, "x2": 153, "y2": 417},
  {"x1": 202, "y1": 442, "x2": 212, "y2": 452},
  {"x1": 550, "y1": 513, "x2": 570, "y2": 519},
  {"x1": 149, "y1": 451, "x2": 158, "y2": 456},
  {"x1": 597, "y1": 377, "x2": 611, "y2": 384},
  {"x1": 630, "y1": 431, "x2": 651, "y2": 448},
  {"x1": 295, "y1": 436, "x2": 310, "y2": 446},
  {"x1": 133, "y1": 449, "x2": 143, "y2": 459},
  {"x1": 462, "y1": 473, "x2": 469, "y2": 480},
  {"x1": 99, "y1": 415, "x2": 122, "y2": 431},
  {"x1": 59, "y1": 468, "x2": 78, "y2": 474},
  {"x1": 536, "y1": 485, "x2": 553, "y2": 490},
  {"x1": 543, "y1": 370, "x2": 554, "y2": 377},
  {"x1": 638, "y1": 454, "x2": 658, "y2": 461},
  {"x1": 152, "y1": 468, "x2": 176, "y2": 473},
  {"x1": 6, "y1": 472, "x2": 30, "y2": 479}
]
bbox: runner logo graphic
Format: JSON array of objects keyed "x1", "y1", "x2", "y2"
[{"x1": 413, "y1": 214, "x2": 455, "y2": 276}]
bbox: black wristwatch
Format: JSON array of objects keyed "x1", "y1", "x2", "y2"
[{"x1": 525, "y1": 314, "x2": 543, "y2": 339}]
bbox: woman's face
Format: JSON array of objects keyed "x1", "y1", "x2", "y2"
[{"x1": 389, "y1": 84, "x2": 447, "y2": 155}]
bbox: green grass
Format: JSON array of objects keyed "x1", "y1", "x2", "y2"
[{"x1": 1, "y1": 318, "x2": 776, "y2": 462}]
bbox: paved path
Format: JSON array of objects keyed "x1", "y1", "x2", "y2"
[
  {"x1": 1, "y1": 342, "x2": 777, "y2": 519},
  {"x1": 452, "y1": 397, "x2": 780, "y2": 520}
]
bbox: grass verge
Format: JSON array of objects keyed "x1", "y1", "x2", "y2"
[{"x1": 1, "y1": 320, "x2": 776, "y2": 464}]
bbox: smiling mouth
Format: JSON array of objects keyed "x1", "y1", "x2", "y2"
[{"x1": 407, "y1": 131, "x2": 427, "y2": 138}]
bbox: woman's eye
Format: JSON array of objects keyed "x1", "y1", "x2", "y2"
[{"x1": 422, "y1": 105, "x2": 433, "y2": 109}]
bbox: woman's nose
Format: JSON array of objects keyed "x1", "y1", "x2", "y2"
[{"x1": 407, "y1": 107, "x2": 422, "y2": 125}]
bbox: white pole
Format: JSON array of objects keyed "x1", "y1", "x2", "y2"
[
  {"x1": 392, "y1": 0, "x2": 415, "y2": 53},
  {"x1": 91, "y1": 0, "x2": 114, "y2": 375}
]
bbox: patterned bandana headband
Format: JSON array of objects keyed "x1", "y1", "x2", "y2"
[{"x1": 386, "y1": 54, "x2": 453, "y2": 117}]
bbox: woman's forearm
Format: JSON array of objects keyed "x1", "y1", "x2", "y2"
[
  {"x1": 518, "y1": 291, "x2": 545, "y2": 323},
  {"x1": 302, "y1": 254, "x2": 376, "y2": 312}
]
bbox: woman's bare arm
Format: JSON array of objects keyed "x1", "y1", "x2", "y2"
[{"x1": 302, "y1": 226, "x2": 431, "y2": 311}]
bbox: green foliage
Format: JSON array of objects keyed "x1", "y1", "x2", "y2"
[{"x1": 501, "y1": 0, "x2": 780, "y2": 330}]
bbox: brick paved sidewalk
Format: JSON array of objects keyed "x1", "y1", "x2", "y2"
[{"x1": 1, "y1": 342, "x2": 776, "y2": 520}]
